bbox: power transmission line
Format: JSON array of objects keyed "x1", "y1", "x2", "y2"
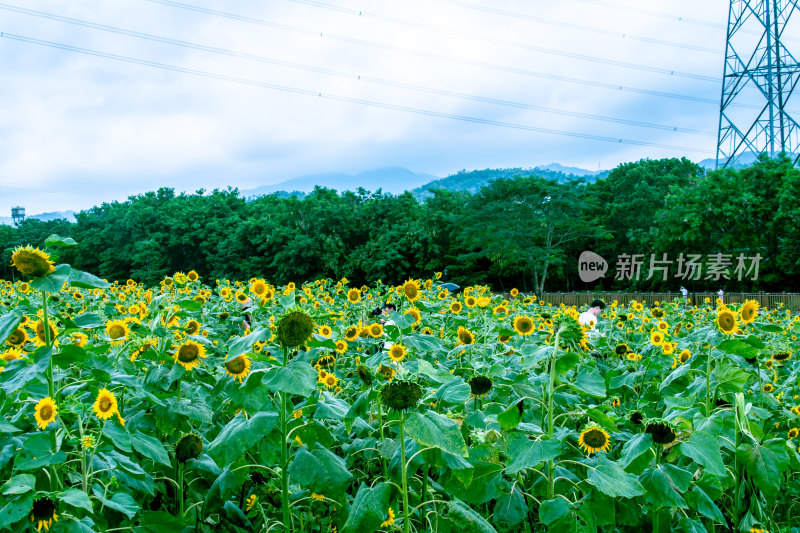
[
  {"x1": 145, "y1": 0, "x2": 718, "y2": 83},
  {"x1": 0, "y1": 32, "x2": 713, "y2": 155},
  {"x1": 0, "y1": 3, "x2": 715, "y2": 135},
  {"x1": 352, "y1": 0, "x2": 720, "y2": 53}
]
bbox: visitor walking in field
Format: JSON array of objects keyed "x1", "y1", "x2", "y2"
[{"x1": 578, "y1": 299, "x2": 605, "y2": 328}]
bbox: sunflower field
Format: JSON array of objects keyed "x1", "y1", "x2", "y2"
[{"x1": 1, "y1": 238, "x2": 800, "y2": 533}]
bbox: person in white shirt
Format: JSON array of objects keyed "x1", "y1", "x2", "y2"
[{"x1": 578, "y1": 299, "x2": 605, "y2": 328}]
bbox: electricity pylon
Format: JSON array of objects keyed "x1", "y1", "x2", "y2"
[{"x1": 717, "y1": 0, "x2": 800, "y2": 168}]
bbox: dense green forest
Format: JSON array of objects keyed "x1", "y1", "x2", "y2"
[{"x1": 2, "y1": 154, "x2": 798, "y2": 293}]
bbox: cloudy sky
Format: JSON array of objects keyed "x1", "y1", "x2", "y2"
[{"x1": 1, "y1": 0, "x2": 736, "y2": 215}]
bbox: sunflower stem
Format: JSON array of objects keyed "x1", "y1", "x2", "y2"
[
  {"x1": 705, "y1": 350, "x2": 713, "y2": 416},
  {"x1": 280, "y1": 345, "x2": 292, "y2": 533},
  {"x1": 399, "y1": 411, "x2": 410, "y2": 533},
  {"x1": 547, "y1": 327, "x2": 563, "y2": 501},
  {"x1": 378, "y1": 402, "x2": 387, "y2": 479},
  {"x1": 177, "y1": 461, "x2": 185, "y2": 520}
]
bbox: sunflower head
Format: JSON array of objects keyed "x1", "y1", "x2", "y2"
[
  {"x1": 402, "y1": 279, "x2": 421, "y2": 302},
  {"x1": 175, "y1": 433, "x2": 203, "y2": 463},
  {"x1": 645, "y1": 420, "x2": 677, "y2": 445},
  {"x1": 457, "y1": 326, "x2": 474, "y2": 346},
  {"x1": 772, "y1": 351, "x2": 791, "y2": 362},
  {"x1": 34, "y1": 397, "x2": 58, "y2": 430},
  {"x1": 344, "y1": 326, "x2": 359, "y2": 342},
  {"x1": 381, "y1": 380, "x2": 422, "y2": 411},
  {"x1": 277, "y1": 311, "x2": 315, "y2": 347},
  {"x1": 347, "y1": 288, "x2": 361, "y2": 303},
  {"x1": 11, "y1": 245, "x2": 56, "y2": 278},
  {"x1": 614, "y1": 343, "x2": 629, "y2": 356},
  {"x1": 578, "y1": 425, "x2": 611, "y2": 454},
  {"x1": 553, "y1": 313, "x2": 585, "y2": 348},
  {"x1": 740, "y1": 300, "x2": 759, "y2": 324},
  {"x1": 225, "y1": 354, "x2": 252, "y2": 383},
  {"x1": 650, "y1": 330, "x2": 664, "y2": 346},
  {"x1": 404, "y1": 308, "x2": 422, "y2": 327},
  {"x1": 356, "y1": 364, "x2": 373, "y2": 387},
  {"x1": 449, "y1": 301, "x2": 462, "y2": 314},
  {"x1": 717, "y1": 310, "x2": 738, "y2": 335},
  {"x1": 185, "y1": 319, "x2": 201, "y2": 335},
  {"x1": 175, "y1": 340, "x2": 207, "y2": 371},
  {"x1": 368, "y1": 323, "x2": 383, "y2": 338},
  {"x1": 513, "y1": 316, "x2": 535, "y2": 336},
  {"x1": 30, "y1": 496, "x2": 57, "y2": 532},
  {"x1": 6, "y1": 327, "x2": 28, "y2": 347},
  {"x1": 105, "y1": 319, "x2": 129, "y2": 346},
  {"x1": 93, "y1": 389, "x2": 119, "y2": 420},
  {"x1": 468, "y1": 375, "x2": 492, "y2": 398},
  {"x1": 388, "y1": 344, "x2": 407, "y2": 363},
  {"x1": 630, "y1": 411, "x2": 644, "y2": 425}
]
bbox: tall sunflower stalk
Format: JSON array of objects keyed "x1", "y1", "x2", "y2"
[
  {"x1": 280, "y1": 345, "x2": 292, "y2": 533},
  {"x1": 546, "y1": 325, "x2": 564, "y2": 500}
]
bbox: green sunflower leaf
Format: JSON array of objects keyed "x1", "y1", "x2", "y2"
[
  {"x1": 207, "y1": 412, "x2": 279, "y2": 467},
  {"x1": 261, "y1": 361, "x2": 318, "y2": 397},
  {"x1": 505, "y1": 437, "x2": 561, "y2": 475},
  {"x1": 0, "y1": 311, "x2": 22, "y2": 345},
  {"x1": 341, "y1": 482, "x2": 392, "y2": 533},
  {"x1": 404, "y1": 410, "x2": 468, "y2": 457},
  {"x1": 587, "y1": 455, "x2": 645, "y2": 498},
  {"x1": 680, "y1": 431, "x2": 725, "y2": 476},
  {"x1": 61, "y1": 488, "x2": 93, "y2": 513}
]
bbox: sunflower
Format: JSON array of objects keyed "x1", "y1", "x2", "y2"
[
  {"x1": 1, "y1": 347, "x2": 23, "y2": 370},
  {"x1": 235, "y1": 291, "x2": 249, "y2": 304},
  {"x1": 717, "y1": 310, "x2": 738, "y2": 335},
  {"x1": 493, "y1": 305, "x2": 509, "y2": 316},
  {"x1": 468, "y1": 376, "x2": 492, "y2": 398},
  {"x1": 346, "y1": 288, "x2": 361, "y2": 303},
  {"x1": 105, "y1": 319, "x2": 129, "y2": 346},
  {"x1": 29, "y1": 496, "x2": 58, "y2": 531},
  {"x1": 344, "y1": 326, "x2": 359, "y2": 342},
  {"x1": 34, "y1": 397, "x2": 58, "y2": 430},
  {"x1": 645, "y1": 420, "x2": 677, "y2": 445},
  {"x1": 175, "y1": 433, "x2": 203, "y2": 463},
  {"x1": 277, "y1": 311, "x2": 315, "y2": 347},
  {"x1": 510, "y1": 288, "x2": 519, "y2": 297},
  {"x1": 578, "y1": 426, "x2": 611, "y2": 454},
  {"x1": 614, "y1": 343, "x2": 629, "y2": 356},
  {"x1": 357, "y1": 364, "x2": 373, "y2": 386},
  {"x1": 323, "y1": 373, "x2": 338, "y2": 389},
  {"x1": 772, "y1": 351, "x2": 791, "y2": 362},
  {"x1": 381, "y1": 380, "x2": 421, "y2": 411},
  {"x1": 93, "y1": 389, "x2": 119, "y2": 421},
  {"x1": 740, "y1": 300, "x2": 759, "y2": 324},
  {"x1": 657, "y1": 320, "x2": 669, "y2": 332},
  {"x1": 464, "y1": 295, "x2": 477, "y2": 308},
  {"x1": 381, "y1": 508, "x2": 395, "y2": 528},
  {"x1": 788, "y1": 427, "x2": 799, "y2": 439},
  {"x1": 245, "y1": 494, "x2": 258, "y2": 511},
  {"x1": 130, "y1": 338, "x2": 157, "y2": 362},
  {"x1": 762, "y1": 383, "x2": 774, "y2": 393},
  {"x1": 11, "y1": 245, "x2": 55, "y2": 278},
  {"x1": 186, "y1": 270, "x2": 199, "y2": 282},
  {"x1": 388, "y1": 344, "x2": 406, "y2": 363},
  {"x1": 368, "y1": 323, "x2": 383, "y2": 338},
  {"x1": 174, "y1": 340, "x2": 207, "y2": 371},
  {"x1": 250, "y1": 279, "x2": 268, "y2": 297},
  {"x1": 513, "y1": 316, "x2": 535, "y2": 336},
  {"x1": 651, "y1": 307, "x2": 665, "y2": 318},
  {"x1": 650, "y1": 330, "x2": 664, "y2": 346},
  {"x1": 5, "y1": 326, "x2": 29, "y2": 347},
  {"x1": 318, "y1": 325, "x2": 332, "y2": 337},
  {"x1": 34, "y1": 320, "x2": 59, "y2": 347},
  {"x1": 225, "y1": 354, "x2": 252, "y2": 383},
  {"x1": 678, "y1": 349, "x2": 691, "y2": 364},
  {"x1": 404, "y1": 308, "x2": 422, "y2": 327},
  {"x1": 402, "y1": 279, "x2": 421, "y2": 302},
  {"x1": 457, "y1": 326, "x2": 475, "y2": 345},
  {"x1": 334, "y1": 340, "x2": 348, "y2": 354},
  {"x1": 449, "y1": 301, "x2": 462, "y2": 314}
]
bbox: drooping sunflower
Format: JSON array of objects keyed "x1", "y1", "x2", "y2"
[
  {"x1": 402, "y1": 279, "x2": 421, "y2": 302},
  {"x1": 457, "y1": 326, "x2": 475, "y2": 345},
  {"x1": 468, "y1": 375, "x2": 492, "y2": 398},
  {"x1": 717, "y1": 309, "x2": 738, "y2": 335},
  {"x1": 93, "y1": 389, "x2": 119, "y2": 421},
  {"x1": 388, "y1": 344, "x2": 406, "y2": 363},
  {"x1": 740, "y1": 299, "x2": 759, "y2": 324},
  {"x1": 334, "y1": 340, "x2": 348, "y2": 354},
  {"x1": 130, "y1": 338, "x2": 158, "y2": 362},
  {"x1": 356, "y1": 364, "x2": 373, "y2": 386},
  {"x1": 344, "y1": 326, "x2": 359, "y2": 342},
  {"x1": 277, "y1": 311, "x2": 315, "y2": 347},
  {"x1": 174, "y1": 340, "x2": 207, "y2": 370},
  {"x1": 650, "y1": 330, "x2": 664, "y2": 346},
  {"x1": 346, "y1": 288, "x2": 361, "y2": 303},
  {"x1": 772, "y1": 351, "x2": 791, "y2": 362},
  {"x1": 29, "y1": 496, "x2": 58, "y2": 531},
  {"x1": 645, "y1": 420, "x2": 677, "y2": 445},
  {"x1": 245, "y1": 494, "x2": 258, "y2": 511},
  {"x1": 513, "y1": 316, "x2": 535, "y2": 336},
  {"x1": 381, "y1": 508, "x2": 396, "y2": 528},
  {"x1": 34, "y1": 397, "x2": 58, "y2": 430},
  {"x1": 449, "y1": 301, "x2": 462, "y2": 314},
  {"x1": 175, "y1": 433, "x2": 203, "y2": 463},
  {"x1": 225, "y1": 354, "x2": 252, "y2": 383},
  {"x1": 614, "y1": 343, "x2": 630, "y2": 356},
  {"x1": 578, "y1": 426, "x2": 611, "y2": 454},
  {"x1": 10, "y1": 245, "x2": 55, "y2": 278},
  {"x1": 381, "y1": 380, "x2": 422, "y2": 411},
  {"x1": 105, "y1": 319, "x2": 129, "y2": 346}
]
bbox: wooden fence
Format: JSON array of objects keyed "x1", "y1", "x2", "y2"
[{"x1": 537, "y1": 292, "x2": 800, "y2": 312}]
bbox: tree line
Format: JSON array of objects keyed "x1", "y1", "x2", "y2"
[{"x1": 2, "y1": 154, "x2": 798, "y2": 294}]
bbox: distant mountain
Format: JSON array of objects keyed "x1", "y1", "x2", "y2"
[
  {"x1": 411, "y1": 166, "x2": 608, "y2": 200},
  {"x1": 0, "y1": 210, "x2": 76, "y2": 226},
  {"x1": 241, "y1": 167, "x2": 439, "y2": 198},
  {"x1": 698, "y1": 151, "x2": 799, "y2": 170}
]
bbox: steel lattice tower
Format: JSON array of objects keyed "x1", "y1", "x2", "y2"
[{"x1": 717, "y1": 0, "x2": 800, "y2": 168}]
